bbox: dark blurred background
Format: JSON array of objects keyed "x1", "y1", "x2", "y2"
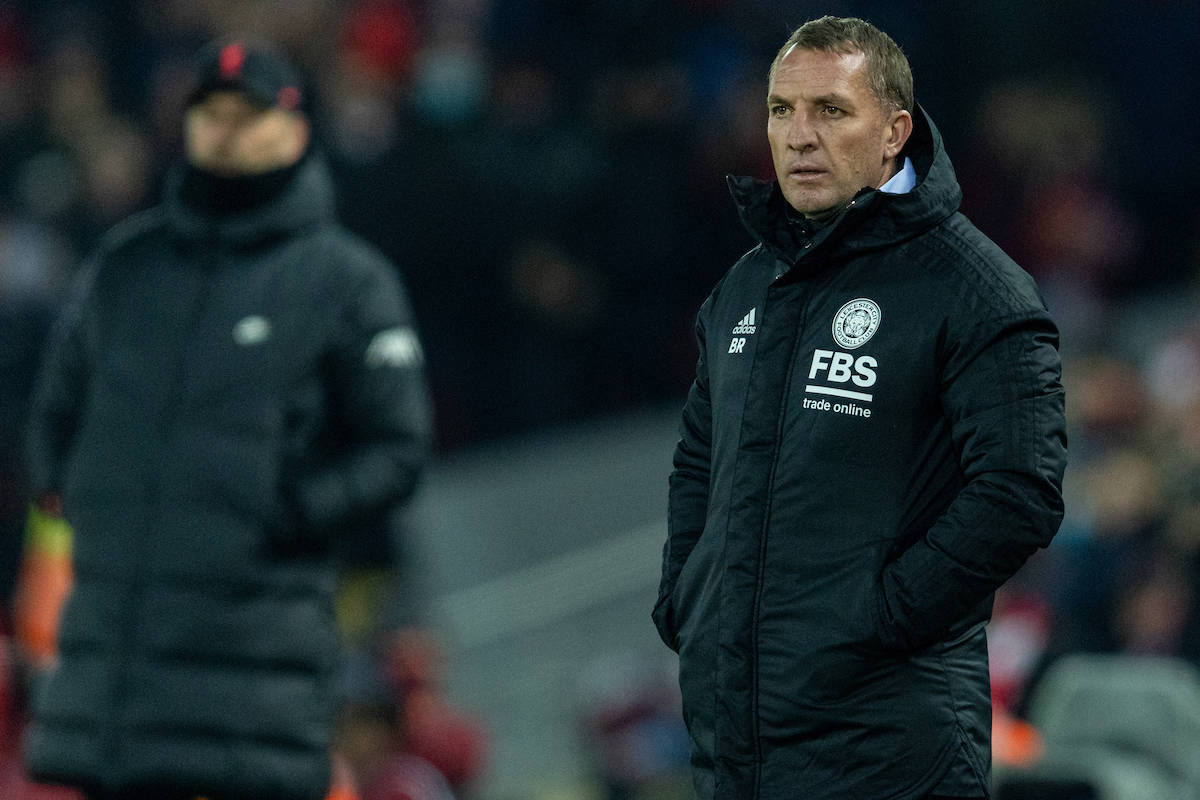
[{"x1": 1, "y1": 1, "x2": 1199, "y2": 798}]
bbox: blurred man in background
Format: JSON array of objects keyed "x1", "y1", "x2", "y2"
[
  {"x1": 654, "y1": 16, "x2": 1067, "y2": 799},
  {"x1": 21, "y1": 36, "x2": 431, "y2": 800}
]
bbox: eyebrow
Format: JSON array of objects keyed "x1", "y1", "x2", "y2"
[{"x1": 767, "y1": 92, "x2": 856, "y2": 109}]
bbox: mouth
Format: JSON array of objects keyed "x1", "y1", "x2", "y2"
[{"x1": 788, "y1": 166, "x2": 826, "y2": 179}]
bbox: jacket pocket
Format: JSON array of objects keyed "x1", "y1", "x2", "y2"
[
  {"x1": 651, "y1": 591, "x2": 679, "y2": 652},
  {"x1": 262, "y1": 471, "x2": 331, "y2": 558},
  {"x1": 663, "y1": 528, "x2": 717, "y2": 654}
]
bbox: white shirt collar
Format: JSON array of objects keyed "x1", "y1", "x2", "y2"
[{"x1": 878, "y1": 156, "x2": 916, "y2": 195}]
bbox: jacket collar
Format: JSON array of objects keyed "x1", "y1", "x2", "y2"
[
  {"x1": 728, "y1": 104, "x2": 963, "y2": 268},
  {"x1": 163, "y1": 153, "x2": 335, "y2": 246}
]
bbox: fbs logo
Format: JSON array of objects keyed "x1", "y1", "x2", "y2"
[{"x1": 804, "y1": 348, "x2": 878, "y2": 418}]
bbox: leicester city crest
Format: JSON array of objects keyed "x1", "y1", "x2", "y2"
[{"x1": 832, "y1": 298, "x2": 881, "y2": 350}]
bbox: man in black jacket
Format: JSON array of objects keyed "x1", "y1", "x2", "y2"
[
  {"x1": 23, "y1": 38, "x2": 432, "y2": 800},
  {"x1": 653, "y1": 16, "x2": 1067, "y2": 800}
]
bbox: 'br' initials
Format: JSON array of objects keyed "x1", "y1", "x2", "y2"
[{"x1": 729, "y1": 337, "x2": 746, "y2": 354}]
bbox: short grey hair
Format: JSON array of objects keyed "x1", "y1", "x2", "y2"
[{"x1": 769, "y1": 16, "x2": 914, "y2": 113}]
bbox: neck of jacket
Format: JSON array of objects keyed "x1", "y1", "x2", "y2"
[
  {"x1": 163, "y1": 152, "x2": 335, "y2": 247},
  {"x1": 727, "y1": 104, "x2": 964, "y2": 277}
]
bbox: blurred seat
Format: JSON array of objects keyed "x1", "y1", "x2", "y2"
[{"x1": 993, "y1": 654, "x2": 1200, "y2": 800}]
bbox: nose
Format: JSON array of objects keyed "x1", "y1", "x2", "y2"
[
  {"x1": 209, "y1": 115, "x2": 243, "y2": 141},
  {"x1": 787, "y1": 109, "x2": 818, "y2": 152}
]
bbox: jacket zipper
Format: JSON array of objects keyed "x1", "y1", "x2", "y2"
[
  {"x1": 106, "y1": 235, "x2": 218, "y2": 766},
  {"x1": 749, "y1": 276, "x2": 807, "y2": 794}
]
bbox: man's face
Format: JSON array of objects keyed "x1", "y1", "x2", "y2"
[
  {"x1": 185, "y1": 91, "x2": 308, "y2": 177},
  {"x1": 767, "y1": 46, "x2": 910, "y2": 217}
]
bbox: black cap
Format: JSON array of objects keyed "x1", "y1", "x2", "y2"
[{"x1": 186, "y1": 37, "x2": 306, "y2": 113}]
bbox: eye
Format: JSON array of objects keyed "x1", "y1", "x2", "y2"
[
  {"x1": 823, "y1": 105, "x2": 844, "y2": 117},
  {"x1": 769, "y1": 104, "x2": 791, "y2": 118}
]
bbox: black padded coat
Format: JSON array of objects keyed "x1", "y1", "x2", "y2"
[
  {"x1": 24, "y1": 156, "x2": 432, "y2": 800},
  {"x1": 654, "y1": 108, "x2": 1067, "y2": 800}
]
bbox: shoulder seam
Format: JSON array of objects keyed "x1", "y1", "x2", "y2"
[
  {"x1": 905, "y1": 216, "x2": 1032, "y2": 318},
  {"x1": 94, "y1": 207, "x2": 167, "y2": 258}
]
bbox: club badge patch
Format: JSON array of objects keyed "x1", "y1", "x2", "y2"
[{"x1": 832, "y1": 298, "x2": 881, "y2": 350}]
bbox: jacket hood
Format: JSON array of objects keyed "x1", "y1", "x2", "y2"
[
  {"x1": 728, "y1": 104, "x2": 962, "y2": 265},
  {"x1": 163, "y1": 153, "x2": 336, "y2": 245}
]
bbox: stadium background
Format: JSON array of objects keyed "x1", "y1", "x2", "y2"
[{"x1": 1, "y1": 0, "x2": 1199, "y2": 798}]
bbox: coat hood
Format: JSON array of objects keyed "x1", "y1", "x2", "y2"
[{"x1": 728, "y1": 104, "x2": 963, "y2": 266}]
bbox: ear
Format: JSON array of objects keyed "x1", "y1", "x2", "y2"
[{"x1": 883, "y1": 109, "x2": 913, "y2": 160}]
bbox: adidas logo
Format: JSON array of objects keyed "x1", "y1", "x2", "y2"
[{"x1": 732, "y1": 308, "x2": 757, "y2": 335}]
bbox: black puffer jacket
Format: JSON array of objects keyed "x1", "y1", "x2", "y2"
[
  {"x1": 654, "y1": 108, "x2": 1066, "y2": 799},
  {"x1": 25, "y1": 156, "x2": 431, "y2": 800}
]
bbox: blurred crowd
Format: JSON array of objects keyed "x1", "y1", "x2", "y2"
[{"x1": 1, "y1": 0, "x2": 1199, "y2": 797}]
